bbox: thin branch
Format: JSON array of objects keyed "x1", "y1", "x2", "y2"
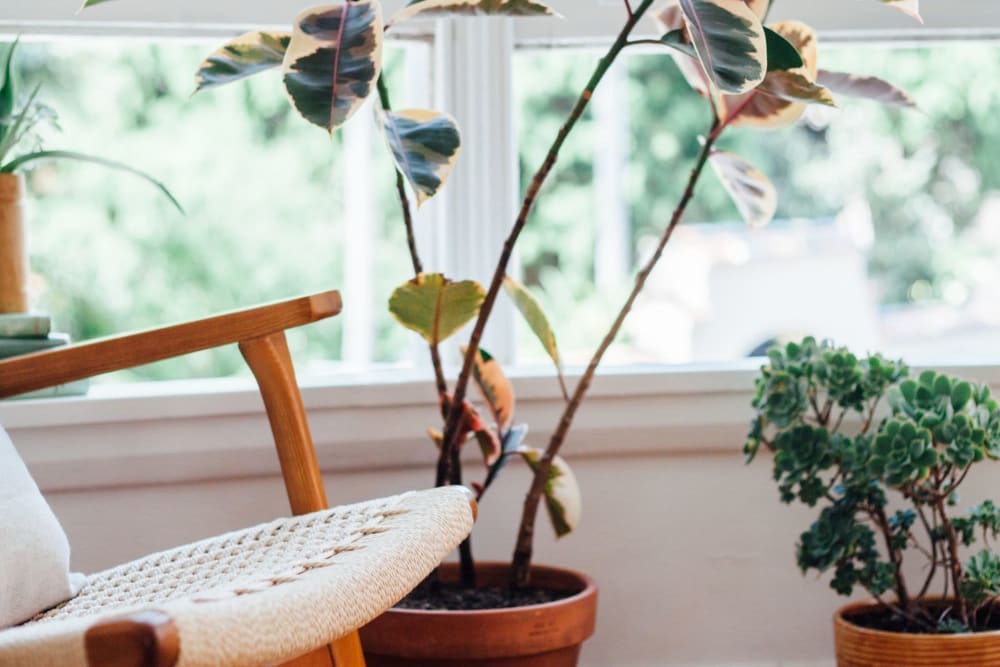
[
  {"x1": 511, "y1": 121, "x2": 721, "y2": 586},
  {"x1": 437, "y1": 0, "x2": 659, "y2": 488},
  {"x1": 624, "y1": 0, "x2": 634, "y2": 19}
]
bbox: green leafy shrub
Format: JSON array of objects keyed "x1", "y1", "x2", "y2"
[{"x1": 747, "y1": 337, "x2": 1000, "y2": 632}]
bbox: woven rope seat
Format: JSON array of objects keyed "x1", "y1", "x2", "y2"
[{"x1": 0, "y1": 486, "x2": 475, "y2": 667}]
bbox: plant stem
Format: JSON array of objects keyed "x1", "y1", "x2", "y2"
[
  {"x1": 438, "y1": 0, "x2": 658, "y2": 489},
  {"x1": 872, "y1": 503, "x2": 911, "y2": 611},
  {"x1": 376, "y1": 75, "x2": 450, "y2": 403},
  {"x1": 511, "y1": 123, "x2": 721, "y2": 587},
  {"x1": 935, "y1": 497, "x2": 969, "y2": 624}
]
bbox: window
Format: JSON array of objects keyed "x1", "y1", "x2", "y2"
[
  {"x1": 10, "y1": 36, "x2": 430, "y2": 381},
  {"x1": 513, "y1": 39, "x2": 1000, "y2": 366}
]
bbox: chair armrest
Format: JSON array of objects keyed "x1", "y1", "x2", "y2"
[{"x1": 0, "y1": 290, "x2": 341, "y2": 398}]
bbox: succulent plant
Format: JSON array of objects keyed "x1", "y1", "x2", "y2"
[{"x1": 748, "y1": 337, "x2": 1000, "y2": 632}]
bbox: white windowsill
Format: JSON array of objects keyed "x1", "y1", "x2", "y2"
[{"x1": 5, "y1": 360, "x2": 1000, "y2": 494}]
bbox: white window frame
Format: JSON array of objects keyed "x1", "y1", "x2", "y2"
[{"x1": 3, "y1": 2, "x2": 1000, "y2": 493}]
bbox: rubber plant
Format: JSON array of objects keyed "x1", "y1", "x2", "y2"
[
  {"x1": 0, "y1": 39, "x2": 181, "y2": 211},
  {"x1": 84, "y1": 0, "x2": 921, "y2": 591},
  {"x1": 746, "y1": 336, "x2": 1000, "y2": 633}
]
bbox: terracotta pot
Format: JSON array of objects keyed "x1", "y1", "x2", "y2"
[
  {"x1": 360, "y1": 562, "x2": 597, "y2": 667},
  {"x1": 0, "y1": 173, "x2": 28, "y2": 313},
  {"x1": 835, "y1": 600, "x2": 1000, "y2": 666}
]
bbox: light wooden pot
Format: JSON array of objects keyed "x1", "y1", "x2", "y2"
[
  {"x1": 0, "y1": 173, "x2": 28, "y2": 314},
  {"x1": 835, "y1": 600, "x2": 1000, "y2": 666},
  {"x1": 360, "y1": 562, "x2": 598, "y2": 667}
]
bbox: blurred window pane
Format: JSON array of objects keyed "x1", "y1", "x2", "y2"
[
  {"x1": 514, "y1": 42, "x2": 1000, "y2": 367},
  {"x1": 11, "y1": 38, "x2": 426, "y2": 382}
]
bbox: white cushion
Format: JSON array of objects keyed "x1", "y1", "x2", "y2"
[{"x1": 0, "y1": 424, "x2": 84, "y2": 628}]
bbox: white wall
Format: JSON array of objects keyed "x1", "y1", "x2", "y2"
[{"x1": 9, "y1": 367, "x2": 1000, "y2": 666}]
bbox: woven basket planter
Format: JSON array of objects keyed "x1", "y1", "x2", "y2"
[
  {"x1": 360, "y1": 562, "x2": 597, "y2": 667},
  {"x1": 835, "y1": 600, "x2": 1000, "y2": 667}
]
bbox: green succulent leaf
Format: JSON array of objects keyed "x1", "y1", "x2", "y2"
[
  {"x1": 378, "y1": 108, "x2": 461, "y2": 206},
  {"x1": 392, "y1": 0, "x2": 559, "y2": 26},
  {"x1": 0, "y1": 150, "x2": 183, "y2": 213},
  {"x1": 194, "y1": 32, "x2": 291, "y2": 94},
  {"x1": 678, "y1": 0, "x2": 767, "y2": 94},
  {"x1": 282, "y1": 2, "x2": 383, "y2": 134},
  {"x1": 764, "y1": 27, "x2": 803, "y2": 72},
  {"x1": 388, "y1": 273, "x2": 485, "y2": 346},
  {"x1": 815, "y1": 70, "x2": 917, "y2": 109},
  {"x1": 520, "y1": 448, "x2": 581, "y2": 538},
  {"x1": 757, "y1": 70, "x2": 836, "y2": 107},
  {"x1": 709, "y1": 150, "x2": 777, "y2": 228},
  {"x1": 503, "y1": 275, "x2": 567, "y2": 398}
]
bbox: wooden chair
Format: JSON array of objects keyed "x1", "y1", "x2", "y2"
[{"x1": 0, "y1": 291, "x2": 476, "y2": 667}]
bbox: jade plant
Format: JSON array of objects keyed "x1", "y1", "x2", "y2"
[
  {"x1": 746, "y1": 337, "x2": 1000, "y2": 633},
  {"x1": 85, "y1": 0, "x2": 921, "y2": 593},
  {"x1": 0, "y1": 40, "x2": 180, "y2": 210}
]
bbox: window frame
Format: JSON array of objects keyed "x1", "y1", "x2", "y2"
[{"x1": 2, "y1": 3, "x2": 1000, "y2": 463}]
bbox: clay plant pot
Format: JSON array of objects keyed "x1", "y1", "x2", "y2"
[
  {"x1": 834, "y1": 600, "x2": 1000, "y2": 666},
  {"x1": 360, "y1": 562, "x2": 597, "y2": 667},
  {"x1": 0, "y1": 173, "x2": 28, "y2": 314}
]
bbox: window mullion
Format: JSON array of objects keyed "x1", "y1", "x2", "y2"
[{"x1": 422, "y1": 17, "x2": 519, "y2": 367}]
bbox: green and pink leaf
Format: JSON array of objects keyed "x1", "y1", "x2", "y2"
[
  {"x1": 816, "y1": 70, "x2": 917, "y2": 109},
  {"x1": 678, "y1": 0, "x2": 767, "y2": 94},
  {"x1": 520, "y1": 448, "x2": 582, "y2": 538},
  {"x1": 378, "y1": 108, "x2": 461, "y2": 206},
  {"x1": 709, "y1": 151, "x2": 776, "y2": 228}
]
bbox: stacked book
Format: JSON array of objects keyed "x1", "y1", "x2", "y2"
[{"x1": 0, "y1": 313, "x2": 89, "y2": 399}]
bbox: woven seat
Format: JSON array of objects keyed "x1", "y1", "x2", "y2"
[
  {"x1": 0, "y1": 487, "x2": 474, "y2": 666},
  {"x1": 0, "y1": 292, "x2": 477, "y2": 666}
]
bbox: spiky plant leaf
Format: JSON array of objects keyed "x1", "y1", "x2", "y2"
[
  {"x1": 282, "y1": 2, "x2": 383, "y2": 134},
  {"x1": 194, "y1": 32, "x2": 291, "y2": 94},
  {"x1": 710, "y1": 151, "x2": 776, "y2": 228},
  {"x1": 678, "y1": 0, "x2": 767, "y2": 94},
  {"x1": 378, "y1": 108, "x2": 461, "y2": 206},
  {"x1": 388, "y1": 273, "x2": 485, "y2": 345}
]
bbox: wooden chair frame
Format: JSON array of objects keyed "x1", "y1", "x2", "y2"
[{"x1": 0, "y1": 290, "x2": 365, "y2": 667}]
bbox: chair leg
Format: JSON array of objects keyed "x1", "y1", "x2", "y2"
[{"x1": 240, "y1": 332, "x2": 367, "y2": 667}]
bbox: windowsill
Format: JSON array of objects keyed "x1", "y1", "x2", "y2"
[{"x1": 5, "y1": 360, "x2": 1000, "y2": 493}]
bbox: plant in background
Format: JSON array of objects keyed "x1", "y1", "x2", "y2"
[
  {"x1": 0, "y1": 40, "x2": 180, "y2": 210},
  {"x1": 746, "y1": 336, "x2": 1000, "y2": 633},
  {"x1": 84, "y1": 0, "x2": 921, "y2": 593}
]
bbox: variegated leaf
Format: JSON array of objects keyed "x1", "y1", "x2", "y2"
[
  {"x1": 388, "y1": 273, "x2": 485, "y2": 345},
  {"x1": 764, "y1": 27, "x2": 804, "y2": 72},
  {"x1": 816, "y1": 70, "x2": 917, "y2": 109},
  {"x1": 880, "y1": 0, "x2": 922, "y2": 22},
  {"x1": 503, "y1": 276, "x2": 567, "y2": 397},
  {"x1": 655, "y1": 5, "x2": 714, "y2": 100},
  {"x1": 757, "y1": 70, "x2": 835, "y2": 107},
  {"x1": 710, "y1": 151, "x2": 776, "y2": 228},
  {"x1": 282, "y1": 2, "x2": 383, "y2": 134},
  {"x1": 392, "y1": 0, "x2": 558, "y2": 25},
  {"x1": 473, "y1": 428, "x2": 502, "y2": 467},
  {"x1": 520, "y1": 448, "x2": 582, "y2": 538},
  {"x1": 378, "y1": 109, "x2": 461, "y2": 206},
  {"x1": 743, "y1": 0, "x2": 769, "y2": 19},
  {"x1": 718, "y1": 20, "x2": 817, "y2": 129},
  {"x1": 464, "y1": 347, "x2": 515, "y2": 432},
  {"x1": 678, "y1": 0, "x2": 767, "y2": 94},
  {"x1": 194, "y1": 32, "x2": 290, "y2": 94}
]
